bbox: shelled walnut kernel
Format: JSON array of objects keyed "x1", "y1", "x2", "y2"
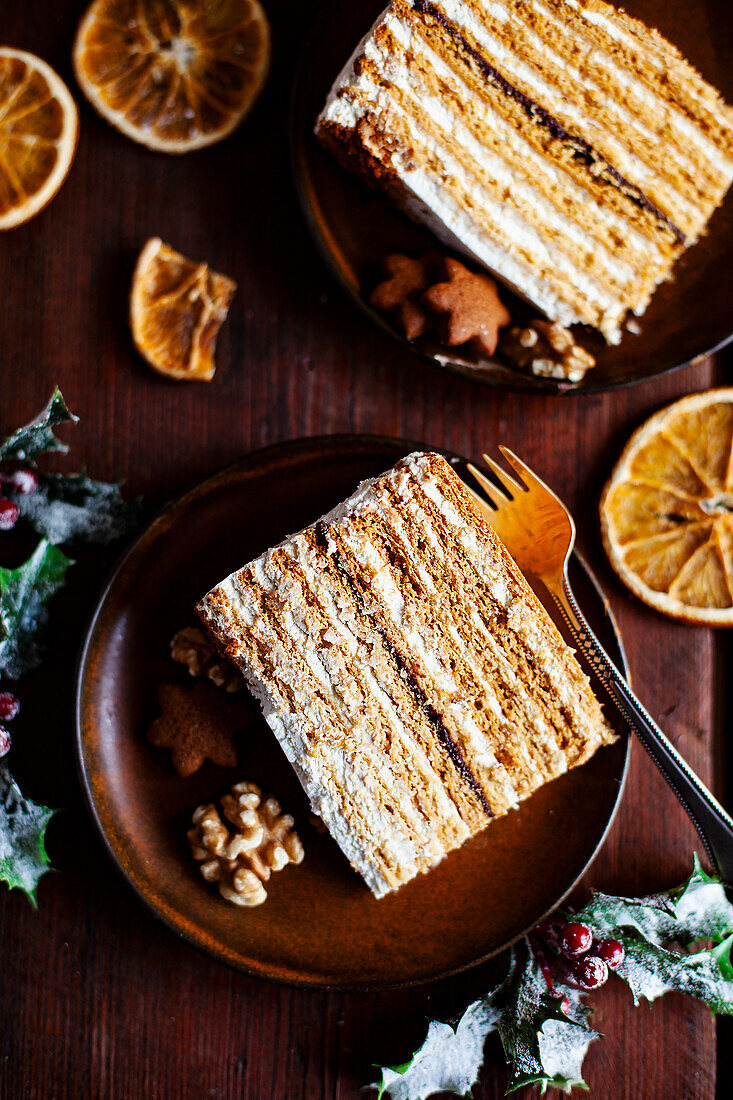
[
  {"x1": 171, "y1": 626, "x2": 245, "y2": 692},
  {"x1": 500, "y1": 320, "x2": 595, "y2": 382},
  {"x1": 188, "y1": 781, "x2": 304, "y2": 907}
]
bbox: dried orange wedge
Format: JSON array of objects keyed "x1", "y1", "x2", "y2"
[
  {"x1": 130, "y1": 237, "x2": 236, "y2": 381},
  {"x1": 0, "y1": 48, "x2": 78, "y2": 230},
  {"x1": 73, "y1": 0, "x2": 270, "y2": 153},
  {"x1": 601, "y1": 389, "x2": 733, "y2": 625}
]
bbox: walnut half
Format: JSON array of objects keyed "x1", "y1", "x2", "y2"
[
  {"x1": 188, "y1": 781, "x2": 304, "y2": 907},
  {"x1": 171, "y1": 626, "x2": 245, "y2": 693},
  {"x1": 500, "y1": 320, "x2": 595, "y2": 383}
]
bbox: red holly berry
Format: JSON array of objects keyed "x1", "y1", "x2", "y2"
[
  {"x1": 0, "y1": 498, "x2": 19, "y2": 530},
  {"x1": 10, "y1": 469, "x2": 38, "y2": 494},
  {"x1": 0, "y1": 726, "x2": 10, "y2": 757},
  {"x1": 0, "y1": 692, "x2": 19, "y2": 721},
  {"x1": 535, "y1": 918, "x2": 562, "y2": 942},
  {"x1": 560, "y1": 922, "x2": 593, "y2": 957},
  {"x1": 596, "y1": 937, "x2": 624, "y2": 969},
  {"x1": 573, "y1": 954, "x2": 609, "y2": 989}
]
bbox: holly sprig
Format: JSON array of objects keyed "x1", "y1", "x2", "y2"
[
  {"x1": 0, "y1": 765, "x2": 55, "y2": 907},
  {"x1": 0, "y1": 540, "x2": 72, "y2": 680},
  {"x1": 0, "y1": 387, "x2": 140, "y2": 547},
  {"x1": 375, "y1": 857, "x2": 733, "y2": 1097},
  {"x1": 0, "y1": 390, "x2": 140, "y2": 903}
]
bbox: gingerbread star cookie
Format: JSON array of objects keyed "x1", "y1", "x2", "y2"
[
  {"x1": 370, "y1": 252, "x2": 443, "y2": 340},
  {"x1": 147, "y1": 680, "x2": 252, "y2": 777},
  {"x1": 421, "y1": 258, "x2": 510, "y2": 356}
]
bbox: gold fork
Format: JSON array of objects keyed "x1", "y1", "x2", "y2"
[{"x1": 464, "y1": 446, "x2": 733, "y2": 884}]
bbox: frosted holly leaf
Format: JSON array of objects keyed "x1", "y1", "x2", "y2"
[
  {"x1": 574, "y1": 857, "x2": 733, "y2": 1011},
  {"x1": 671, "y1": 858, "x2": 733, "y2": 942},
  {"x1": 375, "y1": 964, "x2": 511, "y2": 1100},
  {"x1": 497, "y1": 945, "x2": 597, "y2": 1095},
  {"x1": 0, "y1": 388, "x2": 76, "y2": 464},
  {"x1": 376, "y1": 946, "x2": 598, "y2": 1100},
  {"x1": 376, "y1": 998, "x2": 501, "y2": 1099},
  {"x1": 0, "y1": 540, "x2": 72, "y2": 679},
  {"x1": 593, "y1": 932, "x2": 733, "y2": 1010},
  {"x1": 575, "y1": 856, "x2": 733, "y2": 948},
  {"x1": 10, "y1": 471, "x2": 142, "y2": 545},
  {"x1": 534, "y1": 988, "x2": 596, "y2": 1095},
  {"x1": 0, "y1": 765, "x2": 55, "y2": 905},
  {"x1": 1, "y1": 391, "x2": 141, "y2": 545}
]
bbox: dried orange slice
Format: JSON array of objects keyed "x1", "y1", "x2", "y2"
[
  {"x1": 130, "y1": 237, "x2": 236, "y2": 380},
  {"x1": 0, "y1": 49, "x2": 78, "y2": 230},
  {"x1": 73, "y1": 0, "x2": 270, "y2": 153},
  {"x1": 601, "y1": 389, "x2": 733, "y2": 625}
]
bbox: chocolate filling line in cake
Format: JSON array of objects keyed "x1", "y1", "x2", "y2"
[
  {"x1": 412, "y1": 0, "x2": 686, "y2": 245},
  {"x1": 315, "y1": 520, "x2": 494, "y2": 817}
]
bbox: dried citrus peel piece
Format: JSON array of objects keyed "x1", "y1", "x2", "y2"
[
  {"x1": 130, "y1": 237, "x2": 236, "y2": 381},
  {"x1": 601, "y1": 389, "x2": 733, "y2": 624}
]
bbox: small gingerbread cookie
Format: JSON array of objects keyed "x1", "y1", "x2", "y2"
[
  {"x1": 421, "y1": 258, "x2": 510, "y2": 356},
  {"x1": 370, "y1": 252, "x2": 443, "y2": 340},
  {"x1": 147, "y1": 680, "x2": 252, "y2": 777}
]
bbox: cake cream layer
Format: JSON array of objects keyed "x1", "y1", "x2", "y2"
[
  {"x1": 316, "y1": 0, "x2": 733, "y2": 343},
  {"x1": 197, "y1": 453, "x2": 615, "y2": 898}
]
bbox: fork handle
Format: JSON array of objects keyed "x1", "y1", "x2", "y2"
[{"x1": 549, "y1": 577, "x2": 733, "y2": 885}]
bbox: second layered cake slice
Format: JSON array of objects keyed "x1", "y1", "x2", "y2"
[
  {"x1": 316, "y1": 0, "x2": 733, "y2": 344},
  {"x1": 197, "y1": 452, "x2": 614, "y2": 898}
]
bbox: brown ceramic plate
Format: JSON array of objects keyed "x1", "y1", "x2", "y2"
[
  {"x1": 291, "y1": 0, "x2": 733, "y2": 394},
  {"x1": 76, "y1": 435, "x2": 629, "y2": 990}
]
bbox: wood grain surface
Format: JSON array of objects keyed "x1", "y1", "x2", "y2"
[{"x1": 0, "y1": 3, "x2": 728, "y2": 1098}]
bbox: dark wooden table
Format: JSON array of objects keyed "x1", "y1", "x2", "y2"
[{"x1": 1, "y1": 3, "x2": 729, "y2": 1097}]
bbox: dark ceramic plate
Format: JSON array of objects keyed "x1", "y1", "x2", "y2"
[
  {"x1": 76, "y1": 436, "x2": 629, "y2": 990},
  {"x1": 291, "y1": 0, "x2": 733, "y2": 394}
]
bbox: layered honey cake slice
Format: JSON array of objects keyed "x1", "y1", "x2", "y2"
[
  {"x1": 197, "y1": 453, "x2": 614, "y2": 898},
  {"x1": 315, "y1": 0, "x2": 733, "y2": 344}
]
